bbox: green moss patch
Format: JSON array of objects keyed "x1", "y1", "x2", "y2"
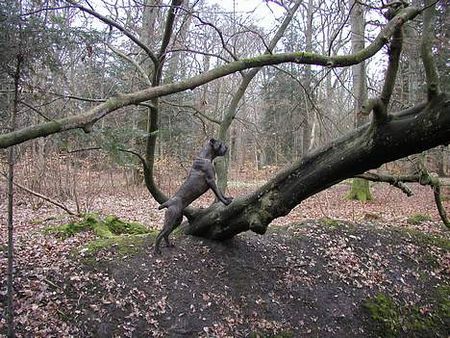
[
  {"x1": 85, "y1": 233, "x2": 156, "y2": 256},
  {"x1": 45, "y1": 213, "x2": 150, "y2": 239},
  {"x1": 363, "y1": 287, "x2": 450, "y2": 337},
  {"x1": 363, "y1": 294, "x2": 401, "y2": 337},
  {"x1": 45, "y1": 213, "x2": 156, "y2": 260},
  {"x1": 45, "y1": 214, "x2": 157, "y2": 264},
  {"x1": 395, "y1": 227, "x2": 450, "y2": 251},
  {"x1": 104, "y1": 215, "x2": 149, "y2": 235},
  {"x1": 45, "y1": 213, "x2": 99, "y2": 238},
  {"x1": 320, "y1": 217, "x2": 344, "y2": 229},
  {"x1": 407, "y1": 213, "x2": 432, "y2": 225}
]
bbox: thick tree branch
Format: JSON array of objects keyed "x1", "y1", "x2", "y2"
[
  {"x1": 185, "y1": 94, "x2": 450, "y2": 239},
  {"x1": 379, "y1": 26, "x2": 402, "y2": 110},
  {"x1": 0, "y1": 6, "x2": 422, "y2": 150}
]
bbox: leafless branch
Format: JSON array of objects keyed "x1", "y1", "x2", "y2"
[
  {"x1": 160, "y1": 99, "x2": 221, "y2": 125},
  {"x1": 19, "y1": 101, "x2": 51, "y2": 121},
  {"x1": 65, "y1": 0, "x2": 158, "y2": 65},
  {"x1": 0, "y1": 172, "x2": 79, "y2": 216},
  {"x1": 107, "y1": 44, "x2": 151, "y2": 86}
]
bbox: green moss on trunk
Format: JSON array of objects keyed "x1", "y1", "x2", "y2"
[{"x1": 348, "y1": 178, "x2": 372, "y2": 201}]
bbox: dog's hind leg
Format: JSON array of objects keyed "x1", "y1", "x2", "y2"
[
  {"x1": 155, "y1": 207, "x2": 174, "y2": 254},
  {"x1": 164, "y1": 213, "x2": 183, "y2": 248},
  {"x1": 155, "y1": 206, "x2": 181, "y2": 254}
]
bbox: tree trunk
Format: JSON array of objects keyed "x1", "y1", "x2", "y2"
[
  {"x1": 185, "y1": 94, "x2": 450, "y2": 239},
  {"x1": 348, "y1": 0, "x2": 372, "y2": 201}
]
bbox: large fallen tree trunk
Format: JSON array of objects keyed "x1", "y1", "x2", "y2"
[{"x1": 185, "y1": 94, "x2": 450, "y2": 239}]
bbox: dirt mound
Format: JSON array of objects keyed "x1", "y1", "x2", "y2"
[{"x1": 38, "y1": 221, "x2": 448, "y2": 337}]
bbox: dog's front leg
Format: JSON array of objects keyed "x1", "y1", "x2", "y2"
[{"x1": 206, "y1": 177, "x2": 233, "y2": 205}]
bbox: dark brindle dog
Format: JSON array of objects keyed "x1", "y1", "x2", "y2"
[{"x1": 154, "y1": 138, "x2": 233, "y2": 254}]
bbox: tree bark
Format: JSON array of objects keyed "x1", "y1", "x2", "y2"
[{"x1": 185, "y1": 94, "x2": 450, "y2": 239}]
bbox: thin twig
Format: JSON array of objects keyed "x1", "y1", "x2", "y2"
[{"x1": 0, "y1": 173, "x2": 79, "y2": 216}]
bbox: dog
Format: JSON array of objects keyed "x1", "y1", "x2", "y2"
[{"x1": 154, "y1": 138, "x2": 233, "y2": 254}]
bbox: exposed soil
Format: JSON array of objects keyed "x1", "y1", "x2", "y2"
[{"x1": 1, "y1": 183, "x2": 449, "y2": 337}]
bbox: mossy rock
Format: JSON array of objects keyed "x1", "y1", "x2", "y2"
[{"x1": 407, "y1": 214, "x2": 432, "y2": 225}]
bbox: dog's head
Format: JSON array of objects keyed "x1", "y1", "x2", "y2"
[{"x1": 209, "y1": 138, "x2": 228, "y2": 157}]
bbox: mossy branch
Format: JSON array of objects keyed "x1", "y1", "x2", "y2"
[
  {"x1": 356, "y1": 167, "x2": 449, "y2": 229},
  {"x1": 360, "y1": 98, "x2": 388, "y2": 124},
  {"x1": 355, "y1": 172, "x2": 416, "y2": 196},
  {"x1": 380, "y1": 27, "x2": 403, "y2": 109}
]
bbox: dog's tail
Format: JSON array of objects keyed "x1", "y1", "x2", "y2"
[{"x1": 158, "y1": 200, "x2": 171, "y2": 210}]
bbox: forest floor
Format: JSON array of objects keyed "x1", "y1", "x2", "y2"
[{"x1": 0, "y1": 181, "x2": 449, "y2": 337}]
